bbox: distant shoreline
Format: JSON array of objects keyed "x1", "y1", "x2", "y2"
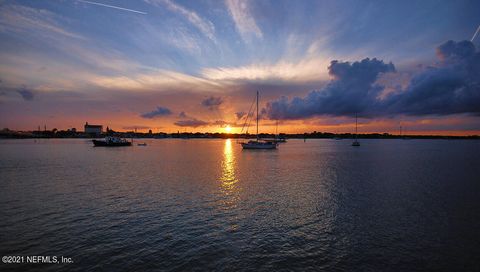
[{"x1": 1, "y1": 129, "x2": 478, "y2": 140}]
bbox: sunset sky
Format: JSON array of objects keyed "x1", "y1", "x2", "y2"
[{"x1": 0, "y1": 0, "x2": 479, "y2": 135}]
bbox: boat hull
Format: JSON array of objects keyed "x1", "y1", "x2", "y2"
[
  {"x1": 92, "y1": 140, "x2": 132, "y2": 147},
  {"x1": 241, "y1": 141, "x2": 277, "y2": 149}
]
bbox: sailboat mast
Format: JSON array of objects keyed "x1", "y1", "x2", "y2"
[
  {"x1": 256, "y1": 91, "x2": 259, "y2": 140},
  {"x1": 355, "y1": 114, "x2": 358, "y2": 139}
]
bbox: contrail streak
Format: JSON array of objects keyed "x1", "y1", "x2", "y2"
[
  {"x1": 471, "y1": 25, "x2": 480, "y2": 42},
  {"x1": 78, "y1": 0, "x2": 147, "y2": 15}
]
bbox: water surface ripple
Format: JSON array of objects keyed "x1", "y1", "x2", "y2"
[{"x1": 1, "y1": 139, "x2": 479, "y2": 271}]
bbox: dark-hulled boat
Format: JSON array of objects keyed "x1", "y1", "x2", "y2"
[{"x1": 92, "y1": 136, "x2": 132, "y2": 147}]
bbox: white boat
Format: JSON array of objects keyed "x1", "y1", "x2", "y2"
[
  {"x1": 352, "y1": 114, "x2": 360, "y2": 147},
  {"x1": 241, "y1": 140, "x2": 277, "y2": 149},
  {"x1": 241, "y1": 91, "x2": 277, "y2": 150}
]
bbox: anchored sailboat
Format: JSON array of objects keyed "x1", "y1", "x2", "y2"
[
  {"x1": 352, "y1": 114, "x2": 360, "y2": 146},
  {"x1": 271, "y1": 120, "x2": 287, "y2": 143},
  {"x1": 241, "y1": 91, "x2": 277, "y2": 150}
]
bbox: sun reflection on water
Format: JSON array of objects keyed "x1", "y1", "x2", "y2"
[
  {"x1": 220, "y1": 139, "x2": 238, "y2": 191},
  {"x1": 219, "y1": 139, "x2": 240, "y2": 231}
]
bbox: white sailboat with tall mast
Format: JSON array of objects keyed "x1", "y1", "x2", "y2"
[
  {"x1": 241, "y1": 91, "x2": 277, "y2": 150},
  {"x1": 352, "y1": 114, "x2": 360, "y2": 146}
]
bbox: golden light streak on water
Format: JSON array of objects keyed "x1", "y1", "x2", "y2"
[
  {"x1": 219, "y1": 139, "x2": 240, "y2": 231},
  {"x1": 220, "y1": 139, "x2": 237, "y2": 190}
]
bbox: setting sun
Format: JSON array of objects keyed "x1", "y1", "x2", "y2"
[{"x1": 225, "y1": 125, "x2": 232, "y2": 133}]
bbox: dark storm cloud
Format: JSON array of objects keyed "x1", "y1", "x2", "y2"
[
  {"x1": 17, "y1": 87, "x2": 35, "y2": 101},
  {"x1": 436, "y1": 40, "x2": 476, "y2": 62},
  {"x1": 386, "y1": 40, "x2": 480, "y2": 116},
  {"x1": 174, "y1": 118, "x2": 209, "y2": 127},
  {"x1": 140, "y1": 106, "x2": 172, "y2": 119},
  {"x1": 265, "y1": 58, "x2": 395, "y2": 119},
  {"x1": 201, "y1": 96, "x2": 223, "y2": 110},
  {"x1": 265, "y1": 40, "x2": 480, "y2": 120}
]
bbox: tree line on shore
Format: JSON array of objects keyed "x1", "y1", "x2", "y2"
[{"x1": 0, "y1": 128, "x2": 478, "y2": 140}]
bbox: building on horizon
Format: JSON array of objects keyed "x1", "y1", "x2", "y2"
[{"x1": 84, "y1": 122, "x2": 102, "y2": 137}]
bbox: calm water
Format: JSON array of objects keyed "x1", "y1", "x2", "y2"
[{"x1": 1, "y1": 139, "x2": 479, "y2": 271}]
